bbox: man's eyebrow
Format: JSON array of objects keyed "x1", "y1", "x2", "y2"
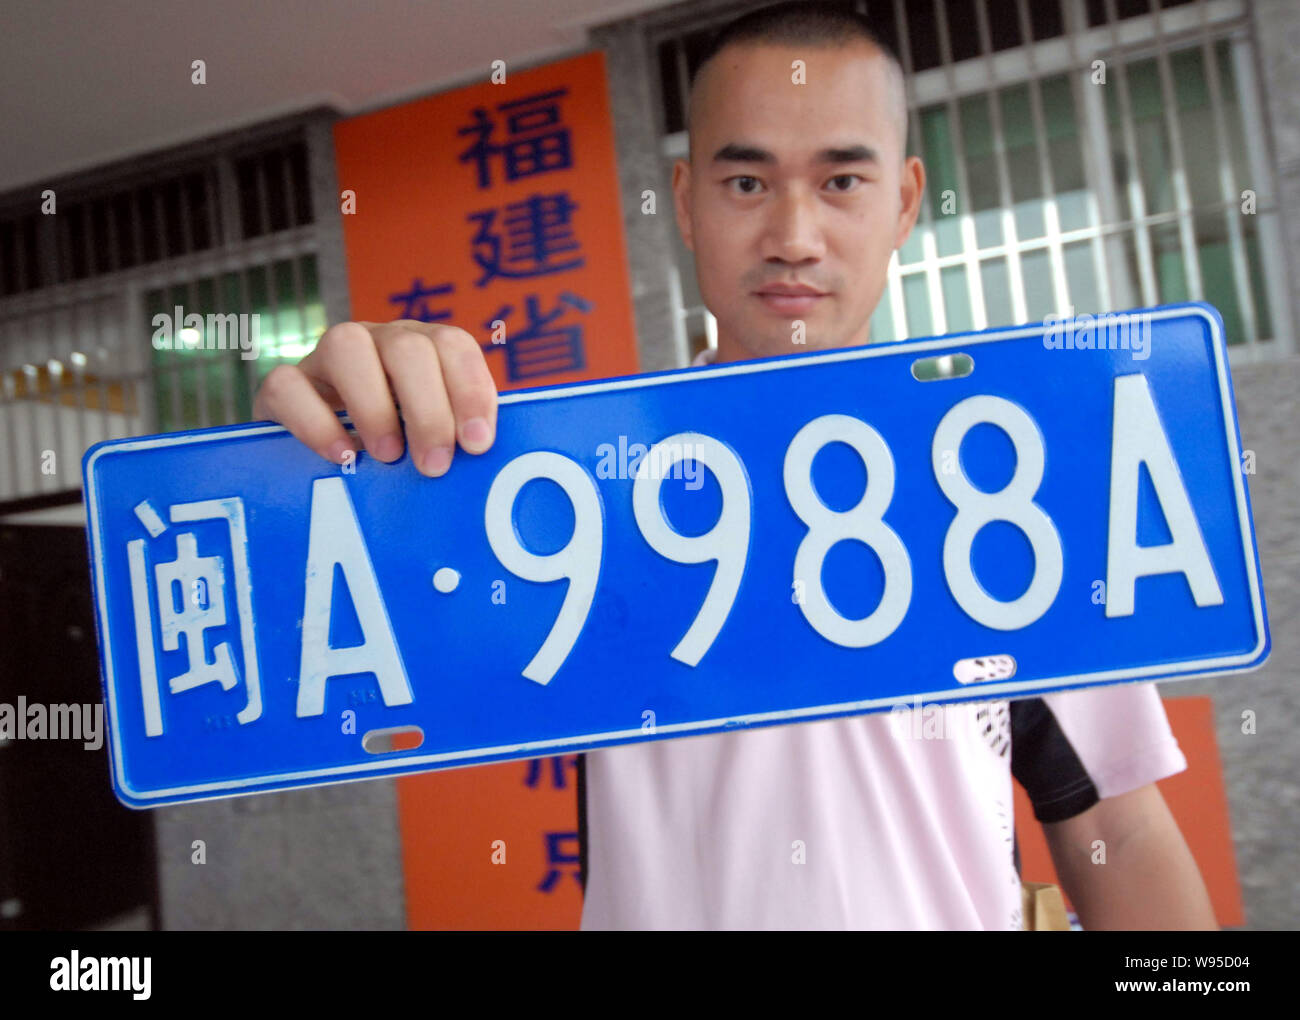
[
  {"x1": 711, "y1": 143, "x2": 881, "y2": 165},
  {"x1": 818, "y1": 144, "x2": 881, "y2": 165},
  {"x1": 711, "y1": 143, "x2": 776, "y2": 165}
]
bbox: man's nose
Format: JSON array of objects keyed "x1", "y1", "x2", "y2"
[{"x1": 762, "y1": 187, "x2": 825, "y2": 263}]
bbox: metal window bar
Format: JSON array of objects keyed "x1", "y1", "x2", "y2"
[
  {"x1": 1099, "y1": 0, "x2": 1158, "y2": 305},
  {"x1": 203, "y1": 166, "x2": 237, "y2": 425},
  {"x1": 212, "y1": 148, "x2": 248, "y2": 421},
  {"x1": 222, "y1": 155, "x2": 262, "y2": 418},
  {"x1": 150, "y1": 185, "x2": 181, "y2": 432},
  {"x1": 1199, "y1": 27, "x2": 1258, "y2": 345},
  {"x1": 1, "y1": 338, "x2": 16, "y2": 493},
  {"x1": 127, "y1": 185, "x2": 150, "y2": 438},
  {"x1": 85, "y1": 290, "x2": 107, "y2": 458},
  {"x1": 179, "y1": 180, "x2": 210, "y2": 430},
  {"x1": 675, "y1": 42, "x2": 692, "y2": 142},
  {"x1": 81, "y1": 297, "x2": 103, "y2": 481},
  {"x1": 53, "y1": 233, "x2": 94, "y2": 491},
  {"x1": 887, "y1": 198, "x2": 1270, "y2": 266},
  {"x1": 71, "y1": 300, "x2": 90, "y2": 472},
  {"x1": 129, "y1": 187, "x2": 145, "y2": 283},
  {"x1": 41, "y1": 307, "x2": 58, "y2": 495},
  {"x1": 254, "y1": 154, "x2": 281, "y2": 385},
  {"x1": 54, "y1": 202, "x2": 69, "y2": 288},
  {"x1": 234, "y1": 257, "x2": 255, "y2": 416},
  {"x1": 925, "y1": 0, "x2": 955, "y2": 337},
  {"x1": 1148, "y1": 1, "x2": 1206, "y2": 305},
  {"x1": 673, "y1": 36, "x2": 714, "y2": 352},
  {"x1": 14, "y1": 217, "x2": 28, "y2": 293},
  {"x1": 71, "y1": 285, "x2": 92, "y2": 478},
  {"x1": 4, "y1": 320, "x2": 23, "y2": 494},
  {"x1": 1017, "y1": 0, "x2": 1073, "y2": 318},
  {"x1": 977, "y1": 0, "x2": 1030, "y2": 324},
  {"x1": 1228, "y1": 33, "x2": 1294, "y2": 356},
  {"x1": 13, "y1": 330, "x2": 32, "y2": 488},
  {"x1": 1067, "y1": 0, "x2": 1124, "y2": 311},
  {"x1": 887, "y1": 0, "x2": 917, "y2": 339},
  {"x1": 280, "y1": 148, "x2": 310, "y2": 367},
  {"x1": 935, "y1": 15, "x2": 991, "y2": 332}
]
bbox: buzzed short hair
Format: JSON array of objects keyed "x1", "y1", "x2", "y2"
[{"x1": 685, "y1": 1, "x2": 910, "y2": 156}]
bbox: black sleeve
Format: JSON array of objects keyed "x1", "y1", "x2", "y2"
[
  {"x1": 1009, "y1": 696, "x2": 1100, "y2": 823},
  {"x1": 576, "y1": 752, "x2": 588, "y2": 891}
]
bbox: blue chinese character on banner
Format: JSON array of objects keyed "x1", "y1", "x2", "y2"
[
  {"x1": 388, "y1": 277, "x2": 456, "y2": 323},
  {"x1": 483, "y1": 291, "x2": 592, "y2": 381},
  {"x1": 468, "y1": 192, "x2": 584, "y2": 287},
  {"x1": 456, "y1": 88, "x2": 572, "y2": 189},
  {"x1": 536, "y1": 831, "x2": 582, "y2": 893},
  {"x1": 523, "y1": 755, "x2": 578, "y2": 790}
]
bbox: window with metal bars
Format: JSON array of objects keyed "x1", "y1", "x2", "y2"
[
  {"x1": 145, "y1": 254, "x2": 326, "y2": 433},
  {"x1": 0, "y1": 129, "x2": 328, "y2": 504},
  {"x1": 0, "y1": 140, "x2": 312, "y2": 298}
]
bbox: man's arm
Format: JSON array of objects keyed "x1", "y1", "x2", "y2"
[{"x1": 1042, "y1": 782, "x2": 1217, "y2": 930}]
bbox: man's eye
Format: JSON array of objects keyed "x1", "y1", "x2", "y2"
[
  {"x1": 827, "y1": 174, "x2": 864, "y2": 192},
  {"x1": 726, "y1": 176, "x2": 762, "y2": 194}
]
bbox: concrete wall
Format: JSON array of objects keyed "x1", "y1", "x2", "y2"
[
  {"x1": 1172, "y1": 356, "x2": 1300, "y2": 931},
  {"x1": 590, "y1": 18, "x2": 690, "y2": 372},
  {"x1": 156, "y1": 783, "x2": 406, "y2": 929}
]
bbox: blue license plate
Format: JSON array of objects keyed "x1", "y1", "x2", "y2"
[{"x1": 82, "y1": 302, "x2": 1269, "y2": 808}]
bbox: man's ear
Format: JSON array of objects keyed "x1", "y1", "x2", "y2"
[
  {"x1": 894, "y1": 155, "x2": 926, "y2": 250},
  {"x1": 672, "y1": 158, "x2": 694, "y2": 253}
]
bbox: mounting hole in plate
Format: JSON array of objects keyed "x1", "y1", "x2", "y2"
[
  {"x1": 952, "y1": 654, "x2": 1017, "y2": 685},
  {"x1": 362, "y1": 725, "x2": 425, "y2": 754},
  {"x1": 911, "y1": 353, "x2": 974, "y2": 381}
]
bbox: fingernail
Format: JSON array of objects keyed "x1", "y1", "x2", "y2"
[
  {"x1": 460, "y1": 417, "x2": 491, "y2": 451},
  {"x1": 373, "y1": 432, "x2": 403, "y2": 462},
  {"x1": 422, "y1": 446, "x2": 453, "y2": 476},
  {"x1": 326, "y1": 438, "x2": 356, "y2": 464}
]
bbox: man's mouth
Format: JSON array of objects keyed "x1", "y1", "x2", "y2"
[{"x1": 754, "y1": 285, "x2": 828, "y2": 315}]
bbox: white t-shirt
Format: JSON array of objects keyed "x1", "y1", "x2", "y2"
[{"x1": 576, "y1": 345, "x2": 1188, "y2": 930}]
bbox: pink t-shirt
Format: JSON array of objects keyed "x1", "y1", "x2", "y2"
[
  {"x1": 576, "y1": 345, "x2": 1188, "y2": 930},
  {"x1": 579, "y1": 686, "x2": 1186, "y2": 929}
]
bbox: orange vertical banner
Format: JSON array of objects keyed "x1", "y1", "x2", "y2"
[
  {"x1": 333, "y1": 49, "x2": 640, "y2": 391},
  {"x1": 395, "y1": 756, "x2": 584, "y2": 930},
  {"x1": 333, "y1": 50, "x2": 639, "y2": 929}
]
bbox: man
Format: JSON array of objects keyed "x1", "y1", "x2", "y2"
[{"x1": 253, "y1": 1, "x2": 1216, "y2": 929}]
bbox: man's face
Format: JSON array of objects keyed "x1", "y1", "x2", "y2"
[{"x1": 673, "y1": 41, "x2": 925, "y2": 364}]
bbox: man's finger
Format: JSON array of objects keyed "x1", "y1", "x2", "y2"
[
  {"x1": 429, "y1": 326, "x2": 498, "y2": 454},
  {"x1": 253, "y1": 363, "x2": 358, "y2": 465},
  {"x1": 374, "y1": 327, "x2": 457, "y2": 476},
  {"x1": 311, "y1": 321, "x2": 404, "y2": 461}
]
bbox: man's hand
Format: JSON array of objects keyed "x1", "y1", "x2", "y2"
[{"x1": 252, "y1": 319, "x2": 498, "y2": 476}]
